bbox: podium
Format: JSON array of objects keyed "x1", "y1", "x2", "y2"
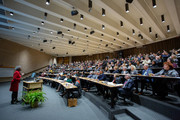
[{"x1": 22, "y1": 80, "x2": 43, "y2": 100}]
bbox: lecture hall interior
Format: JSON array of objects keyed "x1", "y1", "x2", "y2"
[{"x1": 0, "y1": 0, "x2": 180, "y2": 120}]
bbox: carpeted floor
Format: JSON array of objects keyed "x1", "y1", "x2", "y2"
[{"x1": 0, "y1": 81, "x2": 109, "y2": 120}]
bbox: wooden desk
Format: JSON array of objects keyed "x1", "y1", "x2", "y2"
[
  {"x1": 39, "y1": 77, "x2": 77, "y2": 89},
  {"x1": 39, "y1": 77, "x2": 77, "y2": 107},
  {"x1": 78, "y1": 76, "x2": 123, "y2": 108}
]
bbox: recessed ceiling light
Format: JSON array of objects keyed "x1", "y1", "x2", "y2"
[
  {"x1": 50, "y1": 31, "x2": 53, "y2": 34},
  {"x1": 120, "y1": 21, "x2": 123, "y2": 27},
  {"x1": 149, "y1": 27, "x2": 152, "y2": 33},
  {"x1": 161, "y1": 14, "x2": 165, "y2": 23}
]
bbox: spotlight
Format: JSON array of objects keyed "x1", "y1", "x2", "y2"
[
  {"x1": 120, "y1": 21, "x2": 123, "y2": 27},
  {"x1": 140, "y1": 18, "x2": 143, "y2": 25},
  {"x1": 46, "y1": 0, "x2": 50, "y2": 5},
  {"x1": 167, "y1": 25, "x2": 170, "y2": 32},
  {"x1": 67, "y1": 29, "x2": 70, "y2": 32},
  {"x1": 102, "y1": 8, "x2": 105, "y2": 16},
  {"x1": 125, "y1": 3, "x2": 129, "y2": 13},
  {"x1": 105, "y1": 44, "x2": 108, "y2": 47},
  {"x1": 161, "y1": 14, "x2": 165, "y2": 23},
  {"x1": 117, "y1": 32, "x2": 119, "y2": 36},
  {"x1": 41, "y1": 21, "x2": 44, "y2": 25},
  {"x1": 57, "y1": 31, "x2": 62, "y2": 34},
  {"x1": 155, "y1": 34, "x2": 158, "y2": 39},
  {"x1": 10, "y1": 12, "x2": 14, "y2": 16},
  {"x1": 149, "y1": 27, "x2": 152, "y2": 33},
  {"x1": 90, "y1": 30, "x2": 95, "y2": 34},
  {"x1": 100, "y1": 40, "x2": 102, "y2": 42},
  {"x1": 152, "y1": 0, "x2": 156, "y2": 8},
  {"x1": 44, "y1": 12, "x2": 47, "y2": 19},
  {"x1": 86, "y1": 35, "x2": 88, "y2": 38},
  {"x1": 88, "y1": 0, "x2": 92, "y2": 12},
  {"x1": 52, "y1": 47, "x2": 56, "y2": 49},
  {"x1": 43, "y1": 40, "x2": 47, "y2": 43},
  {"x1": 37, "y1": 28, "x2": 40, "y2": 32},
  {"x1": 123, "y1": 43, "x2": 125, "y2": 45},
  {"x1": 50, "y1": 31, "x2": 53, "y2": 34},
  {"x1": 69, "y1": 40, "x2": 72, "y2": 44},
  {"x1": 132, "y1": 29, "x2": 135, "y2": 35},
  {"x1": 126, "y1": 0, "x2": 133, "y2": 3},
  {"x1": 114, "y1": 39, "x2": 116, "y2": 41},
  {"x1": 80, "y1": 14, "x2": 83, "y2": 20},
  {"x1": 84, "y1": 27, "x2": 87, "y2": 31},
  {"x1": 102, "y1": 25, "x2": 105, "y2": 30},
  {"x1": 127, "y1": 37, "x2": 129, "y2": 40},
  {"x1": 101, "y1": 34, "x2": 104, "y2": 36},
  {"x1": 60, "y1": 18, "x2": 63, "y2": 22},
  {"x1": 71, "y1": 10, "x2": 79, "y2": 16},
  {"x1": 73, "y1": 23, "x2": 76, "y2": 29}
]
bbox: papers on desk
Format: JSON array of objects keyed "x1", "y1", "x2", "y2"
[{"x1": 106, "y1": 82, "x2": 123, "y2": 86}]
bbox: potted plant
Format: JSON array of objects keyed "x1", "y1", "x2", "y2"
[{"x1": 22, "y1": 90, "x2": 47, "y2": 108}]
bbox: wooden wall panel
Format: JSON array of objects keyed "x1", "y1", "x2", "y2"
[{"x1": 71, "y1": 36, "x2": 180, "y2": 62}]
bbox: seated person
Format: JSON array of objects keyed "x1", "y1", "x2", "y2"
[
  {"x1": 154, "y1": 62, "x2": 179, "y2": 97},
  {"x1": 98, "y1": 70, "x2": 107, "y2": 81},
  {"x1": 121, "y1": 66, "x2": 129, "y2": 74},
  {"x1": 112, "y1": 66, "x2": 119, "y2": 73},
  {"x1": 112, "y1": 74, "x2": 122, "y2": 84},
  {"x1": 87, "y1": 71, "x2": 94, "y2": 78},
  {"x1": 61, "y1": 77, "x2": 81, "y2": 98},
  {"x1": 137, "y1": 64, "x2": 153, "y2": 95},
  {"x1": 118, "y1": 74, "x2": 134, "y2": 96},
  {"x1": 92, "y1": 71, "x2": 99, "y2": 79}
]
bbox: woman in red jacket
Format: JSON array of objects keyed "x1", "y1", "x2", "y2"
[{"x1": 9, "y1": 66, "x2": 23, "y2": 104}]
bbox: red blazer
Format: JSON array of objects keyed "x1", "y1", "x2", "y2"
[{"x1": 9, "y1": 71, "x2": 21, "y2": 92}]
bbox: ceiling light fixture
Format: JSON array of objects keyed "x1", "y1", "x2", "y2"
[
  {"x1": 117, "y1": 32, "x2": 119, "y2": 36},
  {"x1": 127, "y1": 37, "x2": 129, "y2": 40},
  {"x1": 46, "y1": 0, "x2": 50, "y2": 5},
  {"x1": 74, "y1": 23, "x2": 76, "y2": 29},
  {"x1": 44, "y1": 12, "x2": 47, "y2": 19},
  {"x1": 152, "y1": 0, "x2": 156, "y2": 8},
  {"x1": 140, "y1": 18, "x2": 143, "y2": 25},
  {"x1": 60, "y1": 18, "x2": 63, "y2": 22},
  {"x1": 149, "y1": 27, "x2": 152, "y2": 33},
  {"x1": 102, "y1": 24, "x2": 105, "y2": 30},
  {"x1": 80, "y1": 14, "x2": 84, "y2": 20},
  {"x1": 88, "y1": 0, "x2": 92, "y2": 12},
  {"x1": 120, "y1": 21, "x2": 123, "y2": 27},
  {"x1": 102, "y1": 8, "x2": 105, "y2": 16},
  {"x1": 10, "y1": 12, "x2": 14, "y2": 16},
  {"x1": 132, "y1": 29, "x2": 135, "y2": 35},
  {"x1": 125, "y1": 3, "x2": 129, "y2": 13},
  {"x1": 84, "y1": 27, "x2": 87, "y2": 31},
  {"x1": 41, "y1": 21, "x2": 44, "y2": 25},
  {"x1": 167, "y1": 25, "x2": 170, "y2": 32},
  {"x1": 155, "y1": 34, "x2": 158, "y2": 39},
  {"x1": 101, "y1": 34, "x2": 104, "y2": 36},
  {"x1": 161, "y1": 14, "x2": 165, "y2": 23}
]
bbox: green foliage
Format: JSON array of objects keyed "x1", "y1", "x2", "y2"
[{"x1": 22, "y1": 90, "x2": 47, "y2": 106}]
